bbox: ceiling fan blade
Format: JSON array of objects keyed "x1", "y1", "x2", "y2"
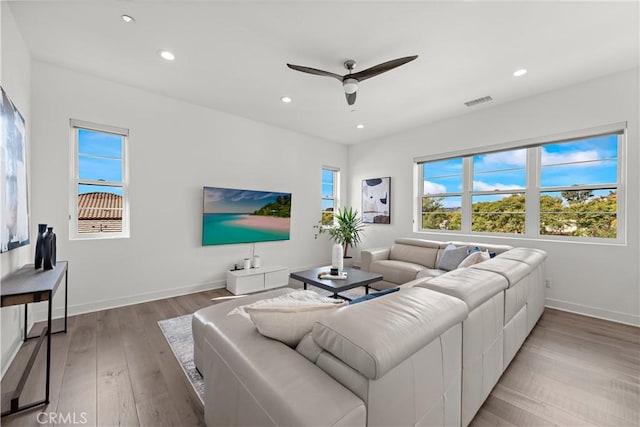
[
  {"x1": 351, "y1": 55, "x2": 418, "y2": 82},
  {"x1": 287, "y1": 64, "x2": 343, "y2": 81},
  {"x1": 345, "y1": 91, "x2": 357, "y2": 106}
]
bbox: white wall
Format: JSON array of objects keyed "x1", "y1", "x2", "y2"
[
  {"x1": 1, "y1": 2, "x2": 33, "y2": 376},
  {"x1": 29, "y1": 61, "x2": 347, "y2": 320},
  {"x1": 349, "y1": 69, "x2": 640, "y2": 326}
]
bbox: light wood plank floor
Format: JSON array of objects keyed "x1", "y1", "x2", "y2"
[{"x1": 2, "y1": 289, "x2": 638, "y2": 426}]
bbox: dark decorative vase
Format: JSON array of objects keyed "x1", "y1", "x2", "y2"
[
  {"x1": 43, "y1": 227, "x2": 57, "y2": 270},
  {"x1": 34, "y1": 223, "x2": 47, "y2": 269}
]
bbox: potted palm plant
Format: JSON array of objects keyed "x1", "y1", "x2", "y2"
[{"x1": 314, "y1": 206, "x2": 365, "y2": 260}]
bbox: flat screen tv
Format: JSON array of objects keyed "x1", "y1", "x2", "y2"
[{"x1": 202, "y1": 186, "x2": 292, "y2": 246}]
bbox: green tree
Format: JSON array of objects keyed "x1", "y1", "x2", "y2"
[
  {"x1": 321, "y1": 207, "x2": 334, "y2": 226},
  {"x1": 561, "y1": 189, "x2": 593, "y2": 204},
  {"x1": 471, "y1": 194, "x2": 525, "y2": 234},
  {"x1": 568, "y1": 192, "x2": 616, "y2": 238},
  {"x1": 421, "y1": 197, "x2": 460, "y2": 230},
  {"x1": 252, "y1": 195, "x2": 291, "y2": 218},
  {"x1": 539, "y1": 194, "x2": 566, "y2": 235}
]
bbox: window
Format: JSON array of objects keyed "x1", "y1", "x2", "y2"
[
  {"x1": 539, "y1": 135, "x2": 618, "y2": 238},
  {"x1": 417, "y1": 125, "x2": 624, "y2": 242},
  {"x1": 471, "y1": 149, "x2": 527, "y2": 234},
  {"x1": 70, "y1": 120, "x2": 129, "y2": 239},
  {"x1": 421, "y1": 158, "x2": 462, "y2": 231},
  {"x1": 321, "y1": 167, "x2": 339, "y2": 225}
]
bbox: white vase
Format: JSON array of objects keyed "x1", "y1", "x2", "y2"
[
  {"x1": 253, "y1": 255, "x2": 261, "y2": 269},
  {"x1": 331, "y1": 243, "x2": 344, "y2": 273},
  {"x1": 243, "y1": 258, "x2": 251, "y2": 270}
]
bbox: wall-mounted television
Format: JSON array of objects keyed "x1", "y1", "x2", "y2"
[{"x1": 202, "y1": 186, "x2": 292, "y2": 246}]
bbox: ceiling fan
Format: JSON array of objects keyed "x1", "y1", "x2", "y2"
[{"x1": 286, "y1": 55, "x2": 418, "y2": 106}]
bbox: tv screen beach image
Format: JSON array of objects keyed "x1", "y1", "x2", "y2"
[{"x1": 202, "y1": 187, "x2": 291, "y2": 245}]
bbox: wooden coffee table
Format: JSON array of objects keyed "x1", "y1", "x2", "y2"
[{"x1": 289, "y1": 266, "x2": 383, "y2": 300}]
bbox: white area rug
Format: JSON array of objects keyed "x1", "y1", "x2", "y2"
[{"x1": 157, "y1": 314, "x2": 204, "y2": 404}]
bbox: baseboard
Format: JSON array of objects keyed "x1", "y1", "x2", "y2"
[
  {"x1": 545, "y1": 298, "x2": 640, "y2": 327},
  {"x1": 30, "y1": 279, "x2": 227, "y2": 322}
]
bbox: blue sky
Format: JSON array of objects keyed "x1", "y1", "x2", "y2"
[
  {"x1": 203, "y1": 187, "x2": 290, "y2": 214},
  {"x1": 423, "y1": 135, "x2": 618, "y2": 207},
  {"x1": 322, "y1": 169, "x2": 334, "y2": 211},
  {"x1": 78, "y1": 129, "x2": 123, "y2": 195}
]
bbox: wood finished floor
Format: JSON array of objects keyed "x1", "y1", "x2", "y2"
[{"x1": 1, "y1": 288, "x2": 638, "y2": 427}]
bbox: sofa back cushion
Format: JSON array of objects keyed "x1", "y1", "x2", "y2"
[{"x1": 389, "y1": 238, "x2": 441, "y2": 269}]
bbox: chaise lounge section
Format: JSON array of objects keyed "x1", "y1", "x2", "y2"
[{"x1": 194, "y1": 286, "x2": 469, "y2": 426}]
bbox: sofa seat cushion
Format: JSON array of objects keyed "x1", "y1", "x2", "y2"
[
  {"x1": 369, "y1": 259, "x2": 424, "y2": 284},
  {"x1": 312, "y1": 287, "x2": 468, "y2": 380},
  {"x1": 471, "y1": 257, "x2": 532, "y2": 288},
  {"x1": 415, "y1": 268, "x2": 447, "y2": 279},
  {"x1": 416, "y1": 268, "x2": 508, "y2": 311}
]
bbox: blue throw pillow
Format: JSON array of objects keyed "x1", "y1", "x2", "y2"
[
  {"x1": 467, "y1": 246, "x2": 481, "y2": 254},
  {"x1": 349, "y1": 287, "x2": 399, "y2": 305}
]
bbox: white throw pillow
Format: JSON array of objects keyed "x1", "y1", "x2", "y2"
[
  {"x1": 458, "y1": 250, "x2": 491, "y2": 269},
  {"x1": 457, "y1": 251, "x2": 483, "y2": 268},
  {"x1": 230, "y1": 290, "x2": 347, "y2": 346}
]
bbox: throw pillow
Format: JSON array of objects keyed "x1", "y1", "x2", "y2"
[
  {"x1": 238, "y1": 291, "x2": 347, "y2": 347},
  {"x1": 438, "y1": 245, "x2": 470, "y2": 271},
  {"x1": 228, "y1": 290, "x2": 339, "y2": 318},
  {"x1": 458, "y1": 250, "x2": 491, "y2": 268},
  {"x1": 349, "y1": 287, "x2": 399, "y2": 305},
  {"x1": 457, "y1": 251, "x2": 483, "y2": 268}
]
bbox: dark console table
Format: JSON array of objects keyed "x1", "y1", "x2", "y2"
[{"x1": 0, "y1": 261, "x2": 68, "y2": 416}]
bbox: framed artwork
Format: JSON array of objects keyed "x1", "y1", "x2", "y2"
[
  {"x1": 362, "y1": 177, "x2": 390, "y2": 224},
  {"x1": 1, "y1": 86, "x2": 30, "y2": 252}
]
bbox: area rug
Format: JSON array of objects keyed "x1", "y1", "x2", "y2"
[{"x1": 157, "y1": 314, "x2": 204, "y2": 404}]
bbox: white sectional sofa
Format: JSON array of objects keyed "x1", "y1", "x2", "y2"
[{"x1": 192, "y1": 238, "x2": 546, "y2": 426}]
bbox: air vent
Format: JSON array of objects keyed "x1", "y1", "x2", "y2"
[{"x1": 464, "y1": 96, "x2": 493, "y2": 107}]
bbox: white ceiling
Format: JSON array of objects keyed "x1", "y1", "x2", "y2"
[{"x1": 7, "y1": 1, "x2": 640, "y2": 144}]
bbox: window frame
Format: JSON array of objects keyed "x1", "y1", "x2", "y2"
[
  {"x1": 69, "y1": 119, "x2": 130, "y2": 240},
  {"x1": 321, "y1": 167, "x2": 340, "y2": 226},
  {"x1": 415, "y1": 123, "x2": 626, "y2": 244}
]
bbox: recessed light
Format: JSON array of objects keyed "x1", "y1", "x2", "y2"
[
  {"x1": 513, "y1": 68, "x2": 527, "y2": 77},
  {"x1": 121, "y1": 14, "x2": 135, "y2": 23},
  {"x1": 158, "y1": 50, "x2": 175, "y2": 61},
  {"x1": 356, "y1": 124, "x2": 365, "y2": 129},
  {"x1": 280, "y1": 96, "x2": 292, "y2": 103}
]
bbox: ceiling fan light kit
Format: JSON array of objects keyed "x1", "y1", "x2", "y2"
[
  {"x1": 287, "y1": 55, "x2": 418, "y2": 106},
  {"x1": 343, "y1": 78, "x2": 358, "y2": 95}
]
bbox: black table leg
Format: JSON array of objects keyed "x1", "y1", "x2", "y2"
[
  {"x1": 303, "y1": 282, "x2": 307, "y2": 290},
  {"x1": 45, "y1": 292, "x2": 51, "y2": 403},
  {"x1": 23, "y1": 304, "x2": 28, "y2": 341},
  {"x1": 365, "y1": 285, "x2": 370, "y2": 295},
  {"x1": 63, "y1": 269, "x2": 68, "y2": 333}
]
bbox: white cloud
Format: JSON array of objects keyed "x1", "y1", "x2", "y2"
[
  {"x1": 475, "y1": 149, "x2": 526, "y2": 168},
  {"x1": 473, "y1": 181, "x2": 524, "y2": 191},
  {"x1": 541, "y1": 149, "x2": 602, "y2": 165},
  {"x1": 424, "y1": 181, "x2": 447, "y2": 194}
]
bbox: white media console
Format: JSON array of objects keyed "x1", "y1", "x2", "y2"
[{"x1": 226, "y1": 265, "x2": 290, "y2": 295}]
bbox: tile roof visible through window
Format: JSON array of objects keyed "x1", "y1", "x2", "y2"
[{"x1": 77, "y1": 192, "x2": 122, "y2": 233}]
